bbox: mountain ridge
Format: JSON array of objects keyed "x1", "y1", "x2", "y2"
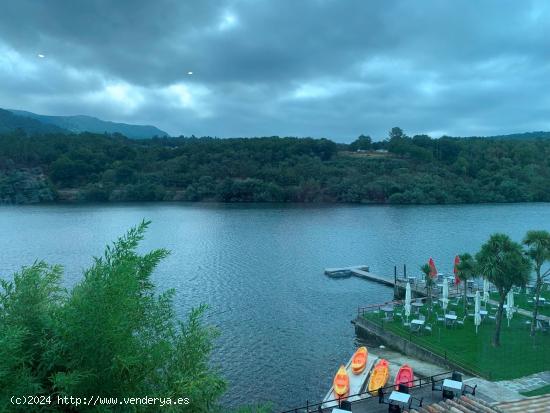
[{"x1": 4, "y1": 108, "x2": 168, "y2": 139}]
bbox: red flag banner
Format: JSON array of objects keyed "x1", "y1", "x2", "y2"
[
  {"x1": 429, "y1": 258, "x2": 437, "y2": 278},
  {"x1": 453, "y1": 255, "x2": 461, "y2": 285}
]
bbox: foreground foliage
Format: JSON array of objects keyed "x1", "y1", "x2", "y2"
[
  {"x1": 0, "y1": 221, "x2": 226, "y2": 412},
  {"x1": 1, "y1": 128, "x2": 550, "y2": 204}
]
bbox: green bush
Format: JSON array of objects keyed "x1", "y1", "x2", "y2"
[{"x1": 0, "y1": 221, "x2": 226, "y2": 412}]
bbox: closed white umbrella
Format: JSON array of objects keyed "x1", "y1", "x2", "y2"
[
  {"x1": 405, "y1": 282, "x2": 412, "y2": 323},
  {"x1": 474, "y1": 290, "x2": 481, "y2": 334},
  {"x1": 442, "y1": 278, "x2": 449, "y2": 313},
  {"x1": 483, "y1": 279, "x2": 490, "y2": 304},
  {"x1": 506, "y1": 290, "x2": 515, "y2": 327}
]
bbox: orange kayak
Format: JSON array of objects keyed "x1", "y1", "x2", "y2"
[
  {"x1": 333, "y1": 365, "x2": 349, "y2": 399},
  {"x1": 394, "y1": 364, "x2": 414, "y2": 390},
  {"x1": 351, "y1": 346, "x2": 368, "y2": 374},
  {"x1": 368, "y1": 359, "x2": 390, "y2": 395}
]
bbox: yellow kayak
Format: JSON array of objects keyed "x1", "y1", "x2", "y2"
[
  {"x1": 368, "y1": 359, "x2": 390, "y2": 395},
  {"x1": 351, "y1": 346, "x2": 368, "y2": 374},
  {"x1": 333, "y1": 365, "x2": 349, "y2": 399}
]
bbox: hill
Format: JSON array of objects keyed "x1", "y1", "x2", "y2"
[
  {"x1": 455, "y1": 131, "x2": 550, "y2": 140},
  {"x1": 0, "y1": 109, "x2": 68, "y2": 135},
  {"x1": 1, "y1": 132, "x2": 549, "y2": 204},
  {"x1": 486, "y1": 131, "x2": 550, "y2": 140},
  {"x1": 6, "y1": 109, "x2": 168, "y2": 139}
]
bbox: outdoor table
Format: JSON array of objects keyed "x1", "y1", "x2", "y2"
[
  {"x1": 443, "y1": 379, "x2": 463, "y2": 395},
  {"x1": 445, "y1": 314, "x2": 457, "y2": 327},
  {"x1": 389, "y1": 390, "x2": 411, "y2": 407},
  {"x1": 331, "y1": 409, "x2": 349, "y2": 413},
  {"x1": 410, "y1": 319, "x2": 424, "y2": 333},
  {"x1": 381, "y1": 306, "x2": 394, "y2": 312},
  {"x1": 479, "y1": 310, "x2": 488, "y2": 320},
  {"x1": 411, "y1": 302, "x2": 424, "y2": 313}
]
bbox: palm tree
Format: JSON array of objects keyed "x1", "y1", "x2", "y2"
[
  {"x1": 523, "y1": 230, "x2": 550, "y2": 337},
  {"x1": 476, "y1": 233, "x2": 531, "y2": 347},
  {"x1": 456, "y1": 253, "x2": 476, "y2": 315},
  {"x1": 420, "y1": 263, "x2": 435, "y2": 318}
]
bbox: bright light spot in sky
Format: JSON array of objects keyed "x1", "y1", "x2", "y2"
[
  {"x1": 85, "y1": 82, "x2": 145, "y2": 113},
  {"x1": 166, "y1": 84, "x2": 193, "y2": 107},
  {"x1": 163, "y1": 83, "x2": 212, "y2": 117},
  {"x1": 292, "y1": 84, "x2": 330, "y2": 99},
  {"x1": 37, "y1": 53, "x2": 45, "y2": 58},
  {"x1": 218, "y1": 12, "x2": 238, "y2": 30},
  {"x1": 187, "y1": 71, "x2": 193, "y2": 75}
]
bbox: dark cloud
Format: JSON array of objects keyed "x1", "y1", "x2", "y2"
[{"x1": 1, "y1": 0, "x2": 549, "y2": 140}]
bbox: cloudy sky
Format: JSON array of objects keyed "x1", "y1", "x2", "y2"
[{"x1": 1, "y1": 0, "x2": 549, "y2": 141}]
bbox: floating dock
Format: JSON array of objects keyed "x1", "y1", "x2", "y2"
[
  {"x1": 321, "y1": 352, "x2": 378, "y2": 409},
  {"x1": 325, "y1": 265, "x2": 437, "y2": 298},
  {"x1": 325, "y1": 266, "x2": 393, "y2": 287}
]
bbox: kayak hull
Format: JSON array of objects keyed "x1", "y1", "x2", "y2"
[
  {"x1": 351, "y1": 346, "x2": 368, "y2": 375},
  {"x1": 333, "y1": 365, "x2": 350, "y2": 400},
  {"x1": 395, "y1": 364, "x2": 414, "y2": 390},
  {"x1": 368, "y1": 359, "x2": 390, "y2": 396}
]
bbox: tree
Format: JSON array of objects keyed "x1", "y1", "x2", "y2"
[
  {"x1": 420, "y1": 263, "x2": 435, "y2": 318},
  {"x1": 523, "y1": 230, "x2": 550, "y2": 336},
  {"x1": 476, "y1": 233, "x2": 531, "y2": 347},
  {"x1": 0, "y1": 221, "x2": 226, "y2": 412},
  {"x1": 456, "y1": 253, "x2": 476, "y2": 315},
  {"x1": 389, "y1": 127, "x2": 405, "y2": 140},
  {"x1": 349, "y1": 135, "x2": 372, "y2": 151}
]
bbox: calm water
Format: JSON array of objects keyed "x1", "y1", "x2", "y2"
[{"x1": 1, "y1": 203, "x2": 549, "y2": 410}]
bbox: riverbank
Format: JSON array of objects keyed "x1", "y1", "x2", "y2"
[{"x1": 355, "y1": 303, "x2": 550, "y2": 381}]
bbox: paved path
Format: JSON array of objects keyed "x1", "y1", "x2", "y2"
[
  {"x1": 486, "y1": 298, "x2": 550, "y2": 322},
  {"x1": 496, "y1": 371, "x2": 550, "y2": 394},
  {"x1": 368, "y1": 345, "x2": 526, "y2": 403}
]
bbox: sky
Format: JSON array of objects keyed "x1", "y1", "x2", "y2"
[{"x1": 1, "y1": 0, "x2": 550, "y2": 142}]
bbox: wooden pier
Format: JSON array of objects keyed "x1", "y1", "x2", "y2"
[
  {"x1": 325, "y1": 266, "x2": 393, "y2": 286},
  {"x1": 325, "y1": 265, "x2": 431, "y2": 298}
]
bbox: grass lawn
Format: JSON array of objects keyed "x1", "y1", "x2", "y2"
[
  {"x1": 364, "y1": 299, "x2": 550, "y2": 381},
  {"x1": 490, "y1": 289, "x2": 550, "y2": 317},
  {"x1": 520, "y1": 384, "x2": 550, "y2": 397}
]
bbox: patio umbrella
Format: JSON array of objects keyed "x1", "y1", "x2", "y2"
[
  {"x1": 442, "y1": 278, "x2": 449, "y2": 313},
  {"x1": 429, "y1": 258, "x2": 438, "y2": 278},
  {"x1": 482, "y1": 279, "x2": 490, "y2": 304},
  {"x1": 453, "y1": 255, "x2": 461, "y2": 286},
  {"x1": 506, "y1": 290, "x2": 514, "y2": 327},
  {"x1": 405, "y1": 282, "x2": 412, "y2": 322},
  {"x1": 474, "y1": 290, "x2": 481, "y2": 334}
]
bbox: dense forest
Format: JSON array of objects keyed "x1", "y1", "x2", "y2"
[{"x1": 1, "y1": 127, "x2": 549, "y2": 204}]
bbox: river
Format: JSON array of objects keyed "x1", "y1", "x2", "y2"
[{"x1": 1, "y1": 203, "x2": 549, "y2": 410}]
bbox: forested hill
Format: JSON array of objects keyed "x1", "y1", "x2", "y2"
[
  {"x1": 2, "y1": 108, "x2": 168, "y2": 139},
  {"x1": 0, "y1": 128, "x2": 549, "y2": 204}
]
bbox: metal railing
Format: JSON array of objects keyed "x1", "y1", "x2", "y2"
[{"x1": 279, "y1": 371, "x2": 453, "y2": 413}]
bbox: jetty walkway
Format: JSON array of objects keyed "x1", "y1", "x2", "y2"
[{"x1": 326, "y1": 264, "x2": 550, "y2": 322}]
